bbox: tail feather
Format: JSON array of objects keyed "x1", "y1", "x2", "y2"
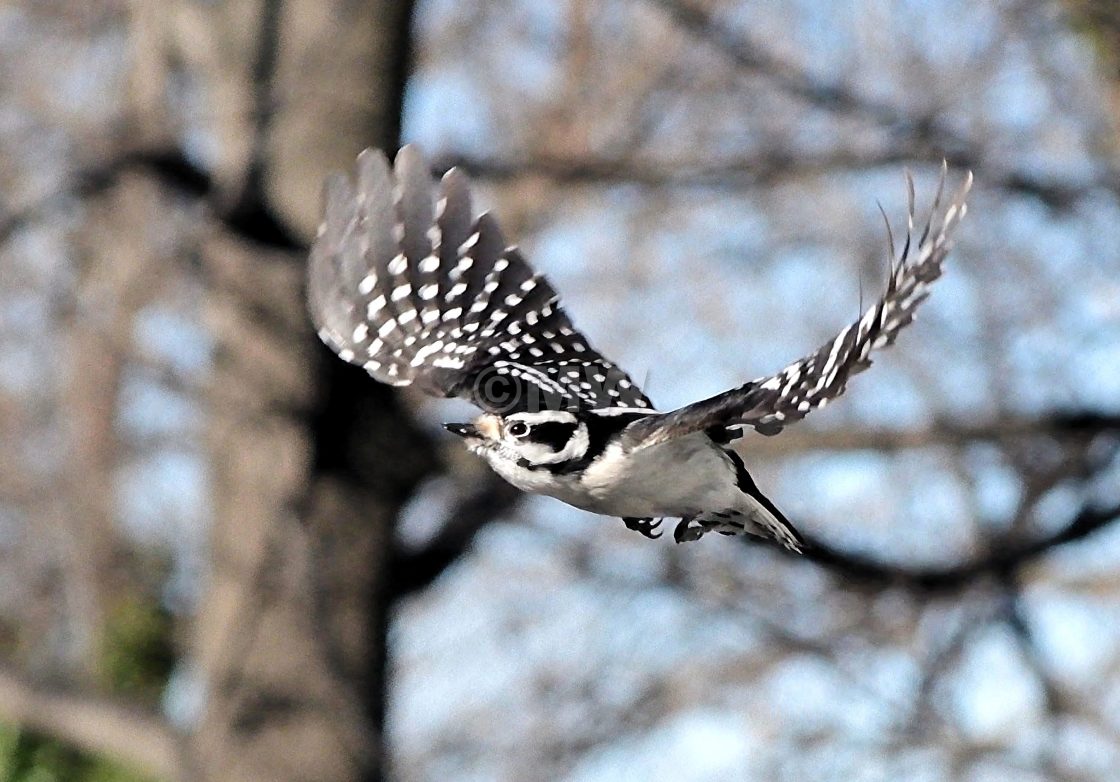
[
  {"x1": 725, "y1": 449, "x2": 803, "y2": 552},
  {"x1": 672, "y1": 450, "x2": 802, "y2": 551}
]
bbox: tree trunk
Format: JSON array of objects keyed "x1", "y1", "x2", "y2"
[
  {"x1": 192, "y1": 233, "x2": 433, "y2": 782},
  {"x1": 122, "y1": 1, "x2": 431, "y2": 780}
]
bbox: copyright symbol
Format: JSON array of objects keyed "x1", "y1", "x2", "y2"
[{"x1": 472, "y1": 366, "x2": 521, "y2": 414}]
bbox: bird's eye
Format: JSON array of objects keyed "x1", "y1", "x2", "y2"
[{"x1": 507, "y1": 421, "x2": 529, "y2": 438}]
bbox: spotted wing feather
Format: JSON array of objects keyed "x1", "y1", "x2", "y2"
[
  {"x1": 623, "y1": 164, "x2": 973, "y2": 450},
  {"x1": 308, "y1": 145, "x2": 652, "y2": 413}
]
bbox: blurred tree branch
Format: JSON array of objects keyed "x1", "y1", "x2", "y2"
[
  {"x1": 0, "y1": 664, "x2": 180, "y2": 780},
  {"x1": 388, "y1": 476, "x2": 523, "y2": 598},
  {"x1": 428, "y1": 0, "x2": 1110, "y2": 209},
  {"x1": 437, "y1": 146, "x2": 1089, "y2": 208},
  {"x1": 749, "y1": 410, "x2": 1120, "y2": 455},
  {"x1": 641, "y1": 0, "x2": 921, "y2": 129},
  {"x1": 799, "y1": 500, "x2": 1120, "y2": 592},
  {"x1": 436, "y1": 147, "x2": 918, "y2": 187}
]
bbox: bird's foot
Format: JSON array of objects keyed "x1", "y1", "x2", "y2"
[
  {"x1": 673, "y1": 516, "x2": 709, "y2": 544},
  {"x1": 623, "y1": 517, "x2": 663, "y2": 539}
]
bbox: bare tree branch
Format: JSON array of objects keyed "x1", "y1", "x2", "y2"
[
  {"x1": 640, "y1": 0, "x2": 918, "y2": 129},
  {"x1": 0, "y1": 149, "x2": 298, "y2": 252},
  {"x1": 437, "y1": 145, "x2": 1090, "y2": 208},
  {"x1": 433, "y1": 147, "x2": 919, "y2": 188},
  {"x1": 0, "y1": 664, "x2": 181, "y2": 780},
  {"x1": 389, "y1": 475, "x2": 523, "y2": 598},
  {"x1": 415, "y1": 0, "x2": 1103, "y2": 209},
  {"x1": 797, "y1": 500, "x2": 1120, "y2": 592},
  {"x1": 639, "y1": 0, "x2": 1119, "y2": 207},
  {"x1": 748, "y1": 411, "x2": 1120, "y2": 456}
]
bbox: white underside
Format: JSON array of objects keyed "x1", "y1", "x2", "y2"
[
  {"x1": 482, "y1": 432, "x2": 741, "y2": 517},
  {"x1": 474, "y1": 431, "x2": 798, "y2": 548}
]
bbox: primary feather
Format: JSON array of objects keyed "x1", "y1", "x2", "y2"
[
  {"x1": 622, "y1": 164, "x2": 973, "y2": 450},
  {"x1": 308, "y1": 146, "x2": 652, "y2": 414}
]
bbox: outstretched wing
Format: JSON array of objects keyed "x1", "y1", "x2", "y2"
[
  {"x1": 308, "y1": 145, "x2": 652, "y2": 414},
  {"x1": 623, "y1": 164, "x2": 973, "y2": 450}
]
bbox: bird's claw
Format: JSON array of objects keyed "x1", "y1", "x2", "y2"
[
  {"x1": 673, "y1": 517, "x2": 706, "y2": 544},
  {"x1": 623, "y1": 517, "x2": 663, "y2": 539}
]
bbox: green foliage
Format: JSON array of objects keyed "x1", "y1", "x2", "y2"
[
  {"x1": 0, "y1": 595, "x2": 175, "y2": 781},
  {"x1": 97, "y1": 596, "x2": 175, "y2": 702},
  {"x1": 0, "y1": 725, "x2": 156, "y2": 782}
]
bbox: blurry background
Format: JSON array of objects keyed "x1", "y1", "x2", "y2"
[{"x1": 1, "y1": 1, "x2": 1119, "y2": 780}]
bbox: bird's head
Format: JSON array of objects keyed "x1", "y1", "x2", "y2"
[{"x1": 444, "y1": 410, "x2": 590, "y2": 469}]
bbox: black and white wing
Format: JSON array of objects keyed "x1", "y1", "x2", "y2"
[
  {"x1": 623, "y1": 164, "x2": 973, "y2": 450},
  {"x1": 308, "y1": 145, "x2": 652, "y2": 414}
]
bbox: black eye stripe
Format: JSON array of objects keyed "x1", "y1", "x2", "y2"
[{"x1": 527, "y1": 421, "x2": 578, "y2": 451}]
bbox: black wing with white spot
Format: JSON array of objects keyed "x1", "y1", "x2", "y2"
[
  {"x1": 623, "y1": 164, "x2": 972, "y2": 450},
  {"x1": 308, "y1": 145, "x2": 652, "y2": 414}
]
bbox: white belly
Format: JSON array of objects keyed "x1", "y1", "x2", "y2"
[
  {"x1": 557, "y1": 434, "x2": 740, "y2": 518},
  {"x1": 477, "y1": 429, "x2": 798, "y2": 548}
]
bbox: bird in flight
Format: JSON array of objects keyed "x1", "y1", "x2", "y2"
[{"x1": 308, "y1": 146, "x2": 971, "y2": 550}]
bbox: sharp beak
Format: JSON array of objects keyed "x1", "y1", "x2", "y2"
[
  {"x1": 445, "y1": 415, "x2": 500, "y2": 441},
  {"x1": 443, "y1": 422, "x2": 481, "y2": 439}
]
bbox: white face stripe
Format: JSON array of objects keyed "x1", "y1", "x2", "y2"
[
  {"x1": 528, "y1": 423, "x2": 589, "y2": 465},
  {"x1": 587, "y1": 406, "x2": 660, "y2": 416},
  {"x1": 494, "y1": 411, "x2": 588, "y2": 466},
  {"x1": 506, "y1": 410, "x2": 579, "y2": 425}
]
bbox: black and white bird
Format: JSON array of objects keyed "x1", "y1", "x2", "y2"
[{"x1": 308, "y1": 146, "x2": 971, "y2": 550}]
